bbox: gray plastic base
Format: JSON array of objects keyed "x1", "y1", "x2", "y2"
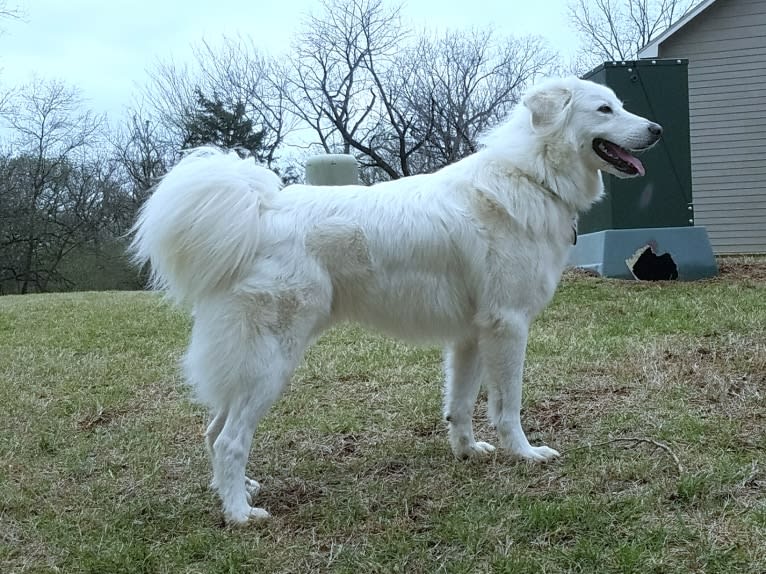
[{"x1": 568, "y1": 226, "x2": 718, "y2": 280}]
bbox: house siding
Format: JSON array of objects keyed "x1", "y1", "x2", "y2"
[{"x1": 656, "y1": 0, "x2": 766, "y2": 253}]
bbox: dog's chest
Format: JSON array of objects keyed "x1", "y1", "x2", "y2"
[{"x1": 482, "y1": 232, "x2": 570, "y2": 316}]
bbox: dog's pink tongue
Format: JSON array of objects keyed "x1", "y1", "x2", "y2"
[{"x1": 607, "y1": 142, "x2": 645, "y2": 176}]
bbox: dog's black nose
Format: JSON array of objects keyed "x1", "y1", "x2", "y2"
[{"x1": 648, "y1": 123, "x2": 663, "y2": 137}]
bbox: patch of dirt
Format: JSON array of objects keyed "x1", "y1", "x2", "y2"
[
  {"x1": 368, "y1": 459, "x2": 411, "y2": 479},
  {"x1": 526, "y1": 381, "x2": 633, "y2": 436},
  {"x1": 562, "y1": 267, "x2": 602, "y2": 279},
  {"x1": 411, "y1": 420, "x2": 444, "y2": 438},
  {"x1": 716, "y1": 256, "x2": 766, "y2": 282},
  {"x1": 77, "y1": 406, "x2": 125, "y2": 431},
  {"x1": 636, "y1": 336, "x2": 766, "y2": 441},
  {"x1": 260, "y1": 478, "x2": 329, "y2": 513}
]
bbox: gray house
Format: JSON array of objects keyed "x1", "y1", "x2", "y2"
[{"x1": 638, "y1": 0, "x2": 766, "y2": 254}]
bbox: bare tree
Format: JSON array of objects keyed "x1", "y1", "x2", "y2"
[
  {"x1": 108, "y1": 107, "x2": 172, "y2": 235},
  {"x1": 403, "y1": 30, "x2": 555, "y2": 173},
  {"x1": 138, "y1": 0, "x2": 555, "y2": 183},
  {"x1": 568, "y1": 0, "x2": 695, "y2": 68},
  {"x1": 142, "y1": 38, "x2": 298, "y2": 172},
  {"x1": 141, "y1": 59, "x2": 200, "y2": 152},
  {"x1": 0, "y1": 80, "x2": 105, "y2": 293},
  {"x1": 287, "y1": 0, "x2": 555, "y2": 180},
  {"x1": 0, "y1": 0, "x2": 20, "y2": 32},
  {"x1": 194, "y1": 37, "x2": 298, "y2": 169},
  {"x1": 0, "y1": 0, "x2": 18, "y2": 18},
  {"x1": 286, "y1": 0, "x2": 409, "y2": 178},
  {"x1": 111, "y1": 111, "x2": 168, "y2": 201}
]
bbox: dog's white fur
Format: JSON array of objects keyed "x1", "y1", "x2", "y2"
[{"x1": 131, "y1": 77, "x2": 661, "y2": 524}]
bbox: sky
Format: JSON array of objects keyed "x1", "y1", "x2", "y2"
[{"x1": 0, "y1": 0, "x2": 580, "y2": 121}]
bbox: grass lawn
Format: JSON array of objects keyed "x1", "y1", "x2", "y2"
[{"x1": 1, "y1": 259, "x2": 765, "y2": 573}]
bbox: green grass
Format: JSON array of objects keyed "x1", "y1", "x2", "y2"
[{"x1": 1, "y1": 266, "x2": 765, "y2": 573}]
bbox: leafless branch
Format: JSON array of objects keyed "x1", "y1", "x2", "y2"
[
  {"x1": 565, "y1": 436, "x2": 684, "y2": 475},
  {"x1": 568, "y1": 0, "x2": 695, "y2": 71}
]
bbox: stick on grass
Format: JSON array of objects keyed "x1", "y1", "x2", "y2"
[{"x1": 565, "y1": 437, "x2": 684, "y2": 476}]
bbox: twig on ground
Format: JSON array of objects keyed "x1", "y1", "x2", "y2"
[{"x1": 564, "y1": 437, "x2": 684, "y2": 476}]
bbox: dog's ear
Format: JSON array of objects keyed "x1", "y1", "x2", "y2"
[{"x1": 523, "y1": 86, "x2": 573, "y2": 129}]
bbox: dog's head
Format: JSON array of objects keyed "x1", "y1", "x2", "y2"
[{"x1": 523, "y1": 77, "x2": 662, "y2": 179}]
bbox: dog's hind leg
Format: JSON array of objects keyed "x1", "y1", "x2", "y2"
[
  {"x1": 186, "y1": 308, "x2": 313, "y2": 525},
  {"x1": 208, "y1": 332, "x2": 306, "y2": 526},
  {"x1": 444, "y1": 339, "x2": 496, "y2": 459},
  {"x1": 205, "y1": 409, "x2": 261, "y2": 505},
  {"x1": 205, "y1": 410, "x2": 226, "y2": 489},
  {"x1": 211, "y1": 394, "x2": 274, "y2": 524}
]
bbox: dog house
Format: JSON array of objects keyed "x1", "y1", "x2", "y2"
[
  {"x1": 580, "y1": 60, "x2": 693, "y2": 232},
  {"x1": 569, "y1": 59, "x2": 717, "y2": 280}
]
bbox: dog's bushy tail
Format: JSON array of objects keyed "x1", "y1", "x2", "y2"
[{"x1": 130, "y1": 148, "x2": 282, "y2": 305}]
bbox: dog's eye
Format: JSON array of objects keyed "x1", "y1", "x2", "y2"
[{"x1": 598, "y1": 105, "x2": 613, "y2": 114}]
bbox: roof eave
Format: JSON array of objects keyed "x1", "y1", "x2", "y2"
[
  {"x1": 638, "y1": 0, "x2": 718, "y2": 59},
  {"x1": 639, "y1": 45, "x2": 660, "y2": 58}
]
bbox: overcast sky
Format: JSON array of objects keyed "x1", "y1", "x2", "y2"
[{"x1": 0, "y1": 0, "x2": 580, "y2": 119}]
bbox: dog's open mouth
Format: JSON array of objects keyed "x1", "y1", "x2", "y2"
[{"x1": 593, "y1": 138, "x2": 645, "y2": 176}]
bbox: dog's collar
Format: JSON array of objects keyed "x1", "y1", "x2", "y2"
[
  {"x1": 513, "y1": 170, "x2": 578, "y2": 245},
  {"x1": 537, "y1": 178, "x2": 558, "y2": 200},
  {"x1": 541, "y1": 183, "x2": 578, "y2": 245},
  {"x1": 514, "y1": 169, "x2": 564, "y2": 205}
]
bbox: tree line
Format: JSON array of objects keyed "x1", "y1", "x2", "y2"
[{"x1": 0, "y1": 0, "x2": 693, "y2": 294}]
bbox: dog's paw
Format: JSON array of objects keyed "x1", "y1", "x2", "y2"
[
  {"x1": 225, "y1": 506, "x2": 271, "y2": 526},
  {"x1": 453, "y1": 441, "x2": 497, "y2": 460},
  {"x1": 246, "y1": 507, "x2": 271, "y2": 522},
  {"x1": 244, "y1": 478, "x2": 261, "y2": 505},
  {"x1": 513, "y1": 445, "x2": 560, "y2": 462}
]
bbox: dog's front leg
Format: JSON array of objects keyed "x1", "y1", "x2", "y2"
[
  {"x1": 444, "y1": 339, "x2": 496, "y2": 459},
  {"x1": 478, "y1": 310, "x2": 559, "y2": 462}
]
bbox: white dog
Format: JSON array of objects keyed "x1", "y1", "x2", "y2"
[{"x1": 131, "y1": 77, "x2": 662, "y2": 525}]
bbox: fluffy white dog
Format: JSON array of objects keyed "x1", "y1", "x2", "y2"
[{"x1": 131, "y1": 77, "x2": 662, "y2": 525}]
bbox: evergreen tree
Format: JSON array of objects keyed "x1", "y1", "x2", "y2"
[{"x1": 182, "y1": 89, "x2": 266, "y2": 160}]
